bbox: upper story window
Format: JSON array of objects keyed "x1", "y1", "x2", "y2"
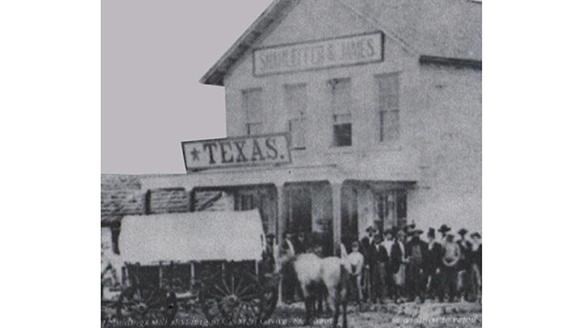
[
  {"x1": 285, "y1": 84, "x2": 307, "y2": 149},
  {"x1": 376, "y1": 73, "x2": 400, "y2": 142},
  {"x1": 242, "y1": 88, "x2": 263, "y2": 135},
  {"x1": 329, "y1": 78, "x2": 352, "y2": 147}
]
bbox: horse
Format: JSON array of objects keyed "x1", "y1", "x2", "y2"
[{"x1": 277, "y1": 247, "x2": 350, "y2": 328}]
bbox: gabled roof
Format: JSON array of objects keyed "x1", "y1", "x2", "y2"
[
  {"x1": 200, "y1": 0, "x2": 300, "y2": 86},
  {"x1": 201, "y1": 0, "x2": 482, "y2": 86}
]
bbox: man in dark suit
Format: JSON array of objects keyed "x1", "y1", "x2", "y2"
[
  {"x1": 457, "y1": 228, "x2": 473, "y2": 301},
  {"x1": 360, "y1": 226, "x2": 377, "y2": 302},
  {"x1": 371, "y1": 234, "x2": 389, "y2": 304},
  {"x1": 406, "y1": 229, "x2": 428, "y2": 302},
  {"x1": 470, "y1": 232, "x2": 482, "y2": 302},
  {"x1": 280, "y1": 231, "x2": 297, "y2": 303},
  {"x1": 261, "y1": 233, "x2": 276, "y2": 274},
  {"x1": 425, "y1": 228, "x2": 443, "y2": 301},
  {"x1": 294, "y1": 232, "x2": 307, "y2": 254}
]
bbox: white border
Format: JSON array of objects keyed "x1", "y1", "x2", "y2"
[
  {"x1": 0, "y1": 0, "x2": 100, "y2": 326},
  {"x1": 1, "y1": 0, "x2": 585, "y2": 327}
]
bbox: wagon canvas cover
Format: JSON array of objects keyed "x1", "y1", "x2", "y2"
[{"x1": 119, "y1": 210, "x2": 265, "y2": 263}]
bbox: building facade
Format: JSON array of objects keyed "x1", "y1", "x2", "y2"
[{"x1": 139, "y1": 0, "x2": 482, "y2": 255}]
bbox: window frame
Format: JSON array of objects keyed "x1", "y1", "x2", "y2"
[
  {"x1": 376, "y1": 72, "x2": 401, "y2": 143},
  {"x1": 328, "y1": 78, "x2": 353, "y2": 148}
]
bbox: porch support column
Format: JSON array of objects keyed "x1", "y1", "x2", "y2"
[
  {"x1": 275, "y1": 183, "x2": 286, "y2": 306},
  {"x1": 276, "y1": 184, "x2": 286, "y2": 245},
  {"x1": 331, "y1": 182, "x2": 343, "y2": 256}
]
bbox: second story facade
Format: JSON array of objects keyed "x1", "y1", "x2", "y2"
[{"x1": 203, "y1": 0, "x2": 481, "y2": 182}]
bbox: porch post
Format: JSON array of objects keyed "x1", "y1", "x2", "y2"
[
  {"x1": 275, "y1": 183, "x2": 286, "y2": 305},
  {"x1": 276, "y1": 184, "x2": 286, "y2": 245},
  {"x1": 331, "y1": 182, "x2": 342, "y2": 256}
]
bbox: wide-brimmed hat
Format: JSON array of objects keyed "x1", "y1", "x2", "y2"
[
  {"x1": 458, "y1": 228, "x2": 468, "y2": 236},
  {"x1": 366, "y1": 226, "x2": 377, "y2": 233},
  {"x1": 438, "y1": 224, "x2": 451, "y2": 233},
  {"x1": 412, "y1": 229, "x2": 424, "y2": 235}
]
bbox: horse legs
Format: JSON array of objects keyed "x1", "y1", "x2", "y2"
[
  {"x1": 299, "y1": 283, "x2": 312, "y2": 326},
  {"x1": 341, "y1": 288, "x2": 348, "y2": 328},
  {"x1": 303, "y1": 296, "x2": 313, "y2": 326},
  {"x1": 327, "y1": 286, "x2": 340, "y2": 328}
]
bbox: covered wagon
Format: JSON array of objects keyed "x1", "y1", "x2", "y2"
[{"x1": 108, "y1": 210, "x2": 279, "y2": 325}]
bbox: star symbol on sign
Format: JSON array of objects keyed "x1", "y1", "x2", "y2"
[{"x1": 190, "y1": 147, "x2": 201, "y2": 161}]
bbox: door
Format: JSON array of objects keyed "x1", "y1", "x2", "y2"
[{"x1": 287, "y1": 186, "x2": 312, "y2": 234}]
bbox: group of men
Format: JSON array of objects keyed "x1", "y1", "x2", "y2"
[
  {"x1": 356, "y1": 224, "x2": 482, "y2": 304},
  {"x1": 264, "y1": 223, "x2": 482, "y2": 305}
]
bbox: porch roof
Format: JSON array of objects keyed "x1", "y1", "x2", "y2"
[{"x1": 139, "y1": 162, "x2": 419, "y2": 192}]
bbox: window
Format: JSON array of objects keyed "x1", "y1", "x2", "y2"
[
  {"x1": 374, "y1": 190, "x2": 407, "y2": 229},
  {"x1": 242, "y1": 88, "x2": 263, "y2": 135},
  {"x1": 396, "y1": 190, "x2": 408, "y2": 227},
  {"x1": 329, "y1": 78, "x2": 352, "y2": 147},
  {"x1": 377, "y1": 74, "x2": 400, "y2": 142},
  {"x1": 285, "y1": 84, "x2": 307, "y2": 149}
]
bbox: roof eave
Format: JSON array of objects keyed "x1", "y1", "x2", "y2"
[
  {"x1": 200, "y1": 0, "x2": 298, "y2": 87},
  {"x1": 419, "y1": 55, "x2": 482, "y2": 70}
]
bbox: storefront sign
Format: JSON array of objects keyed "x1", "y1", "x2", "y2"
[
  {"x1": 254, "y1": 32, "x2": 384, "y2": 76},
  {"x1": 182, "y1": 133, "x2": 291, "y2": 171}
]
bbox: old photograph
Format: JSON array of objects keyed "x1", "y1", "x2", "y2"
[{"x1": 102, "y1": 0, "x2": 482, "y2": 327}]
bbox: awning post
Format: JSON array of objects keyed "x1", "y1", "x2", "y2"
[{"x1": 331, "y1": 182, "x2": 342, "y2": 256}]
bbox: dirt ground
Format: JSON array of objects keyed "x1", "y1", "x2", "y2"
[
  {"x1": 268, "y1": 301, "x2": 482, "y2": 328},
  {"x1": 104, "y1": 300, "x2": 481, "y2": 328}
]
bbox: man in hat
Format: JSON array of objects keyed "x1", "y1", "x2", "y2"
[
  {"x1": 280, "y1": 231, "x2": 297, "y2": 303},
  {"x1": 470, "y1": 232, "x2": 482, "y2": 274},
  {"x1": 360, "y1": 226, "x2": 378, "y2": 302},
  {"x1": 371, "y1": 234, "x2": 389, "y2": 304},
  {"x1": 441, "y1": 233, "x2": 461, "y2": 302},
  {"x1": 457, "y1": 228, "x2": 473, "y2": 301},
  {"x1": 390, "y1": 230, "x2": 408, "y2": 303},
  {"x1": 382, "y1": 228, "x2": 395, "y2": 300},
  {"x1": 406, "y1": 229, "x2": 428, "y2": 302},
  {"x1": 261, "y1": 233, "x2": 276, "y2": 274},
  {"x1": 425, "y1": 228, "x2": 443, "y2": 301},
  {"x1": 295, "y1": 231, "x2": 307, "y2": 255},
  {"x1": 438, "y1": 224, "x2": 451, "y2": 244},
  {"x1": 404, "y1": 222, "x2": 416, "y2": 243},
  {"x1": 470, "y1": 232, "x2": 482, "y2": 302},
  {"x1": 347, "y1": 241, "x2": 365, "y2": 306}
]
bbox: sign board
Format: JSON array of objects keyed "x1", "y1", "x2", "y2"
[
  {"x1": 182, "y1": 133, "x2": 291, "y2": 171},
  {"x1": 254, "y1": 32, "x2": 384, "y2": 76}
]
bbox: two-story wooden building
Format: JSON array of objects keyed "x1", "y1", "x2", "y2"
[{"x1": 140, "y1": 0, "x2": 482, "y2": 254}]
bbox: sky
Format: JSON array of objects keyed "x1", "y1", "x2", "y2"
[{"x1": 102, "y1": 0, "x2": 273, "y2": 174}]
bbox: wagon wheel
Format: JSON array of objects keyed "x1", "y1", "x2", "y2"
[
  {"x1": 116, "y1": 285, "x2": 177, "y2": 325},
  {"x1": 200, "y1": 269, "x2": 265, "y2": 325}
]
